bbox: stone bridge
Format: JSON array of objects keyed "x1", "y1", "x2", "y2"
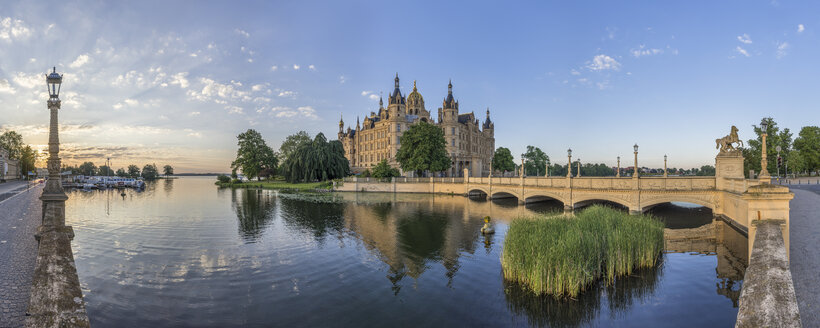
[{"x1": 339, "y1": 153, "x2": 794, "y2": 259}]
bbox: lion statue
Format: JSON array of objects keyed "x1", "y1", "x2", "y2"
[{"x1": 716, "y1": 126, "x2": 743, "y2": 153}]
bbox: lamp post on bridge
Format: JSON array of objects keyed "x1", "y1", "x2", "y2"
[
  {"x1": 545, "y1": 158, "x2": 550, "y2": 177},
  {"x1": 40, "y1": 67, "x2": 69, "y2": 233},
  {"x1": 759, "y1": 119, "x2": 771, "y2": 183},
  {"x1": 664, "y1": 154, "x2": 668, "y2": 178},
  {"x1": 520, "y1": 154, "x2": 525, "y2": 178},
  {"x1": 617, "y1": 156, "x2": 621, "y2": 177},
  {"x1": 567, "y1": 148, "x2": 572, "y2": 178},
  {"x1": 633, "y1": 144, "x2": 639, "y2": 178},
  {"x1": 577, "y1": 158, "x2": 581, "y2": 177}
]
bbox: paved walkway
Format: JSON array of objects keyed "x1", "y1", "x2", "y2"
[
  {"x1": 0, "y1": 184, "x2": 42, "y2": 328},
  {"x1": 788, "y1": 184, "x2": 820, "y2": 328}
]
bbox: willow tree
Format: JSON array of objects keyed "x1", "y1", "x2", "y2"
[
  {"x1": 281, "y1": 133, "x2": 349, "y2": 183},
  {"x1": 395, "y1": 121, "x2": 450, "y2": 177}
]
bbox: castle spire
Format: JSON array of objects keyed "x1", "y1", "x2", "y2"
[
  {"x1": 339, "y1": 114, "x2": 344, "y2": 132},
  {"x1": 395, "y1": 73, "x2": 399, "y2": 88},
  {"x1": 413, "y1": 80, "x2": 417, "y2": 92},
  {"x1": 448, "y1": 79, "x2": 452, "y2": 94},
  {"x1": 379, "y1": 95, "x2": 383, "y2": 108}
]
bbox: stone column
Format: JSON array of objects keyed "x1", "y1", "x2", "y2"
[
  {"x1": 617, "y1": 156, "x2": 620, "y2": 177},
  {"x1": 39, "y1": 98, "x2": 70, "y2": 236}
]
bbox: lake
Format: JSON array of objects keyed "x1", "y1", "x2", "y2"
[{"x1": 65, "y1": 176, "x2": 747, "y2": 327}]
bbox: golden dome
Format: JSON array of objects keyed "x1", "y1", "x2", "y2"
[{"x1": 407, "y1": 80, "x2": 424, "y2": 105}]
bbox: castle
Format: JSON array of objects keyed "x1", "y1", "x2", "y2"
[{"x1": 338, "y1": 74, "x2": 495, "y2": 177}]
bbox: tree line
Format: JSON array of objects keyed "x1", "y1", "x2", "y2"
[
  {"x1": 742, "y1": 118, "x2": 819, "y2": 177},
  {"x1": 62, "y1": 162, "x2": 174, "y2": 180},
  {"x1": 0, "y1": 130, "x2": 38, "y2": 179}
]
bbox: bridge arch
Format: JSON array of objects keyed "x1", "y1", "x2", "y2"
[
  {"x1": 572, "y1": 194, "x2": 633, "y2": 210},
  {"x1": 523, "y1": 192, "x2": 567, "y2": 206},
  {"x1": 640, "y1": 195, "x2": 716, "y2": 213}
]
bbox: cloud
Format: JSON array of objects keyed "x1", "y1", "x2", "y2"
[
  {"x1": 0, "y1": 17, "x2": 32, "y2": 41},
  {"x1": 630, "y1": 45, "x2": 663, "y2": 57},
  {"x1": 308, "y1": 65, "x2": 316, "y2": 71},
  {"x1": 570, "y1": 69, "x2": 580, "y2": 76},
  {"x1": 234, "y1": 28, "x2": 250, "y2": 38},
  {"x1": 271, "y1": 65, "x2": 278, "y2": 71},
  {"x1": 587, "y1": 54, "x2": 621, "y2": 71},
  {"x1": 338, "y1": 75, "x2": 346, "y2": 84},
  {"x1": 361, "y1": 90, "x2": 380, "y2": 100},
  {"x1": 0, "y1": 79, "x2": 16, "y2": 94},
  {"x1": 12, "y1": 72, "x2": 41, "y2": 89},
  {"x1": 776, "y1": 42, "x2": 789, "y2": 59},
  {"x1": 798, "y1": 24, "x2": 805, "y2": 33},
  {"x1": 277, "y1": 90, "x2": 295, "y2": 97},
  {"x1": 124, "y1": 98, "x2": 139, "y2": 106},
  {"x1": 293, "y1": 64, "x2": 300, "y2": 70},
  {"x1": 188, "y1": 111, "x2": 200, "y2": 116},
  {"x1": 226, "y1": 105, "x2": 244, "y2": 114},
  {"x1": 69, "y1": 54, "x2": 90, "y2": 68},
  {"x1": 170, "y1": 72, "x2": 189, "y2": 88},
  {"x1": 737, "y1": 34, "x2": 752, "y2": 44},
  {"x1": 735, "y1": 46, "x2": 750, "y2": 57},
  {"x1": 251, "y1": 84, "x2": 266, "y2": 92}
]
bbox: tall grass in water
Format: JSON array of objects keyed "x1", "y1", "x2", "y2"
[{"x1": 501, "y1": 205, "x2": 664, "y2": 298}]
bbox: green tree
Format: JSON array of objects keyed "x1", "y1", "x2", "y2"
[
  {"x1": 492, "y1": 147, "x2": 515, "y2": 174},
  {"x1": 395, "y1": 121, "x2": 450, "y2": 176},
  {"x1": 128, "y1": 164, "x2": 141, "y2": 178},
  {"x1": 116, "y1": 168, "x2": 128, "y2": 177},
  {"x1": 278, "y1": 131, "x2": 312, "y2": 163},
  {"x1": 163, "y1": 165, "x2": 174, "y2": 177},
  {"x1": 743, "y1": 117, "x2": 792, "y2": 177},
  {"x1": 786, "y1": 151, "x2": 805, "y2": 175},
  {"x1": 78, "y1": 161, "x2": 98, "y2": 176},
  {"x1": 231, "y1": 129, "x2": 277, "y2": 181},
  {"x1": 696, "y1": 165, "x2": 716, "y2": 176},
  {"x1": 141, "y1": 163, "x2": 159, "y2": 180},
  {"x1": 280, "y1": 133, "x2": 349, "y2": 182},
  {"x1": 522, "y1": 146, "x2": 549, "y2": 176},
  {"x1": 371, "y1": 159, "x2": 400, "y2": 179},
  {"x1": 99, "y1": 165, "x2": 114, "y2": 176},
  {"x1": 794, "y1": 126, "x2": 820, "y2": 175},
  {"x1": 0, "y1": 130, "x2": 24, "y2": 159},
  {"x1": 19, "y1": 146, "x2": 37, "y2": 179}
]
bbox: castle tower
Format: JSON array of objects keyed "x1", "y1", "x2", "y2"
[
  {"x1": 338, "y1": 114, "x2": 344, "y2": 139},
  {"x1": 406, "y1": 80, "x2": 428, "y2": 120},
  {"x1": 442, "y1": 79, "x2": 459, "y2": 122},
  {"x1": 387, "y1": 73, "x2": 406, "y2": 121}
]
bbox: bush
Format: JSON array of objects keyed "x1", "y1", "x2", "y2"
[
  {"x1": 217, "y1": 175, "x2": 231, "y2": 183},
  {"x1": 231, "y1": 178, "x2": 242, "y2": 184},
  {"x1": 361, "y1": 169, "x2": 371, "y2": 178},
  {"x1": 501, "y1": 205, "x2": 664, "y2": 298}
]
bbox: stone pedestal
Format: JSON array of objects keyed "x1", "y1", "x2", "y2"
[{"x1": 716, "y1": 152, "x2": 744, "y2": 191}]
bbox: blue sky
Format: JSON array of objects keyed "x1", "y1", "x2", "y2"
[{"x1": 0, "y1": 1, "x2": 818, "y2": 172}]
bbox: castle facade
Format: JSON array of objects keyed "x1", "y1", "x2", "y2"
[{"x1": 338, "y1": 74, "x2": 494, "y2": 177}]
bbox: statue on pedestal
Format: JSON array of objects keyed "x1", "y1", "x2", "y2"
[{"x1": 716, "y1": 126, "x2": 744, "y2": 154}]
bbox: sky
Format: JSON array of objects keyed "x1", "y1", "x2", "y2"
[{"x1": 0, "y1": 0, "x2": 818, "y2": 173}]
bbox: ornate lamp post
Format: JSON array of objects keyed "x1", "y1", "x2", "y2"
[
  {"x1": 759, "y1": 119, "x2": 771, "y2": 183},
  {"x1": 36, "y1": 66, "x2": 71, "y2": 242},
  {"x1": 664, "y1": 154, "x2": 668, "y2": 178},
  {"x1": 633, "y1": 144, "x2": 639, "y2": 178},
  {"x1": 520, "y1": 154, "x2": 525, "y2": 177},
  {"x1": 577, "y1": 158, "x2": 581, "y2": 177},
  {"x1": 617, "y1": 156, "x2": 621, "y2": 177},
  {"x1": 567, "y1": 148, "x2": 572, "y2": 178},
  {"x1": 776, "y1": 145, "x2": 782, "y2": 180},
  {"x1": 545, "y1": 158, "x2": 550, "y2": 177}
]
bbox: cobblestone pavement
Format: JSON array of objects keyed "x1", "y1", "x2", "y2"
[
  {"x1": 787, "y1": 184, "x2": 820, "y2": 328},
  {"x1": 0, "y1": 184, "x2": 42, "y2": 328},
  {"x1": 0, "y1": 181, "x2": 32, "y2": 203}
]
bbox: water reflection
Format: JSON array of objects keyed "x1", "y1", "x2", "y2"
[
  {"x1": 277, "y1": 192, "x2": 346, "y2": 244},
  {"x1": 230, "y1": 188, "x2": 276, "y2": 242}
]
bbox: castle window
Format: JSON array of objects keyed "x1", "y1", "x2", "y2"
[
  {"x1": 396, "y1": 124, "x2": 401, "y2": 132},
  {"x1": 452, "y1": 139, "x2": 455, "y2": 146},
  {"x1": 451, "y1": 127, "x2": 455, "y2": 135}
]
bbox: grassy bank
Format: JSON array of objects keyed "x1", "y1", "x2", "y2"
[
  {"x1": 214, "y1": 180, "x2": 334, "y2": 191},
  {"x1": 501, "y1": 205, "x2": 664, "y2": 298}
]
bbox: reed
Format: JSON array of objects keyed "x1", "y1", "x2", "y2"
[{"x1": 501, "y1": 205, "x2": 664, "y2": 298}]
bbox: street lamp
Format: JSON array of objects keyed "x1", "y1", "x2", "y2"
[
  {"x1": 664, "y1": 154, "x2": 668, "y2": 178},
  {"x1": 520, "y1": 153, "x2": 525, "y2": 178},
  {"x1": 546, "y1": 159, "x2": 550, "y2": 177},
  {"x1": 759, "y1": 119, "x2": 770, "y2": 183},
  {"x1": 567, "y1": 148, "x2": 572, "y2": 178},
  {"x1": 633, "y1": 144, "x2": 639, "y2": 178},
  {"x1": 776, "y1": 145, "x2": 782, "y2": 180},
  {"x1": 41, "y1": 66, "x2": 68, "y2": 228},
  {"x1": 577, "y1": 158, "x2": 581, "y2": 177},
  {"x1": 617, "y1": 156, "x2": 621, "y2": 177}
]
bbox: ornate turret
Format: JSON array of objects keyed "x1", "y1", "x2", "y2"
[
  {"x1": 356, "y1": 116, "x2": 360, "y2": 130},
  {"x1": 406, "y1": 80, "x2": 426, "y2": 116},
  {"x1": 443, "y1": 79, "x2": 458, "y2": 110},
  {"x1": 483, "y1": 108, "x2": 494, "y2": 130},
  {"x1": 389, "y1": 73, "x2": 405, "y2": 105}
]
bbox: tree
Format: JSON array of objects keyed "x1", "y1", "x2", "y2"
[
  {"x1": 280, "y1": 133, "x2": 349, "y2": 182},
  {"x1": 0, "y1": 130, "x2": 24, "y2": 159},
  {"x1": 492, "y1": 147, "x2": 515, "y2": 174},
  {"x1": 141, "y1": 163, "x2": 159, "y2": 180},
  {"x1": 99, "y1": 165, "x2": 114, "y2": 176},
  {"x1": 128, "y1": 164, "x2": 141, "y2": 178},
  {"x1": 231, "y1": 129, "x2": 277, "y2": 181},
  {"x1": 395, "y1": 121, "x2": 450, "y2": 176},
  {"x1": 78, "y1": 161, "x2": 98, "y2": 176},
  {"x1": 786, "y1": 151, "x2": 805, "y2": 176},
  {"x1": 19, "y1": 146, "x2": 37, "y2": 179},
  {"x1": 794, "y1": 126, "x2": 820, "y2": 175},
  {"x1": 371, "y1": 159, "x2": 400, "y2": 179},
  {"x1": 116, "y1": 168, "x2": 128, "y2": 177},
  {"x1": 163, "y1": 165, "x2": 174, "y2": 177},
  {"x1": 522, "y1": 146, "x2": 549, "y2": 176},
  {"x1": 278, "y1": 131, "x2": 312, "y2": 163},
  {"x1": 743, "y1": 117, "x2": 792, "y2": 177},
  {"x1": 696, "y1": 165, "x2": 716, "y2": 176}
]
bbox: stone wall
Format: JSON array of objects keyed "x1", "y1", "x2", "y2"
[{"x1": 735, "y1": 220, "x2": 801, "y2": 328}]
